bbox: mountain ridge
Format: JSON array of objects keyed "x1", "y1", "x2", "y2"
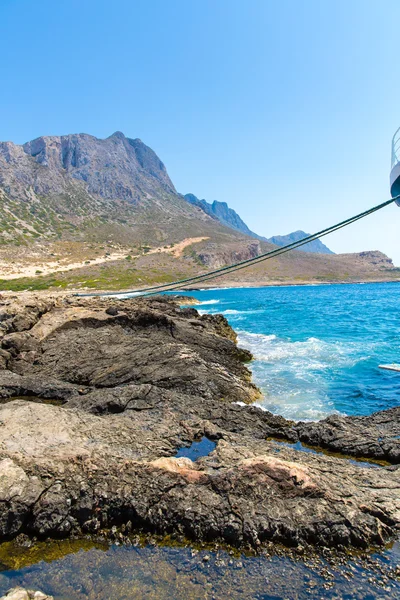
[
  {"x1": 184, "y1": 193, "x2": 334, "y2": 254},
  {"x1": 0, "y1": 132, "x2": 243, "y2": 248},
  {"x1": 184, "y1": 193, "x2": 268, "y2": 241},
  {"x1": 0, "y1": 131, "x2": 397, "y2": 291},
  {"x1": 268, "y1": 230, "x2": 334, "y2": 254},
  {"x1": 1, "y1": 131, "x2": 176, "y2": 201}
]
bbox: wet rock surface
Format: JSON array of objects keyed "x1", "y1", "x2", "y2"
[
  {"x1": 0, "y1": 293, "x2": 399, "y2": 553},
  {"x1": 294, "y1": 408, "x2": 400, "y2": 464}
]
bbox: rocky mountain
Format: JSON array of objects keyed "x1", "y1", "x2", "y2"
[
  {"x1": 0, "y1": 132, "x2": 242, "y2": 248},
  {"x1": 184, "y1": 193, "x2": 268, "y2": 241},
  {"x1": 268, "y1": 230, "x2": 334, "y2": 254},
  {"x1": 184, "y1": 193, "x2": 334, "y2": 254},
  {"x1": 0, "y1": 131, "x2": 396, "y2": 290},
  {"x1": 1, "y1": 131, "x2": 175, "y2": 201}
]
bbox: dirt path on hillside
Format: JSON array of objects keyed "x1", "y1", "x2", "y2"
[
  {"x1": 0, "y1": 237, "x2": 209, "y2": 280},
  {"x1": 0, "y1": 252, "x2": 129, "y2": 280},
  {"x1": 148, "y1": 236, "x2": 209, "y2": 258}
]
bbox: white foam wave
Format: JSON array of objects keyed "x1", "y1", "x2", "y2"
[
  {"x1": 108, "y1": 292, "x2": 142, "y2": 299},
  {"x1": 198, "y1": 299, "x2": 220, "y2": 305},
  {"x1": 237, "y1": 329, "x2": 367, "y2": 420},
  {"x1": 197, "y1": 286, "x2": 246, "y2": 291},
  {"x1": 238, "y1": 331, "x2": 361, "y2": 369},
  {"x1": 222, "y1": 309, "x2": 264, "y2": 316},
  {"x1": 238, "y1": 331, "x2": 277, "y2": 341},
  {"x1": 233, "y1": 399, "x2": 341, "y2": 422}
]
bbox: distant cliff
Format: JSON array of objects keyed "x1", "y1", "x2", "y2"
[
  {"x1": 184, "y1": 193, "x2": 268, "y2": 241},
  {"x1": 268, "y1": 230, "x2": 334, "y2": 254},
  {"x1": 184, "y1": 194, "x2": 334, "y2": 254},
  {"x1": 1, "y1": 131, "x2": 177, "y2": 200}
]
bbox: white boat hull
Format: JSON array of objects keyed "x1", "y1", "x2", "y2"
[
  {"x1": 379, "y1": 364, "x2": 400, "y2": 372},
  {"x1": 390, "y1": 162, "x2": 400, "y2": 204}
]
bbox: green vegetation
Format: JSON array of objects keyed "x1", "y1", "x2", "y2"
[
  {"x1": 0, "y1": 538, "x2": 108, "y2": 570},
  {"x1": 0, "y1": 266, "x2": 189, "y2": 292},
  {"x1": 186, "y1": 249, "x2": 204, "y2": 266}
]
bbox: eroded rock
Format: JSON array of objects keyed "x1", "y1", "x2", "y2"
[
  {"x1": 0, "y1": 588, "x2": 53, "y2": 600},
  {"x1": 0, "y1": 293, "x2": 398, "y2": 552},
  {"x1": 294, "y1": 408, "x2": 400, "y2": 464},
  {"x1": 0, "y1": 400, "x2": 398, "y2": 549}
]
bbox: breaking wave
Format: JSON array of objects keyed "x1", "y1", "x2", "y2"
[
  {"x1": 237, "y1": 330, "x2": 373, "y2": 421},
  {"x1": 167, "y1": 282, "x2": 400, "y2": 420},
  {"x1": 197, "y1": 299, "x2": 220, "y2": 305}
]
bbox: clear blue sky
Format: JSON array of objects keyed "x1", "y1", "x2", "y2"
[{"x1": 1, "y1": 0, "x2": 400, "y2": 262}]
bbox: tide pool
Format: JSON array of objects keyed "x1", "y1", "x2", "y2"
[{"x1": 176, "y1": 282, "x2": 400, "y2": 420}]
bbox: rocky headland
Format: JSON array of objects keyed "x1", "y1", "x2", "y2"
[{"x1": 0, "y1": 293, "x2": 399, "y2": 554}]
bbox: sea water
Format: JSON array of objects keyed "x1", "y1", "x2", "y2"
[{"x1": 179, "y1": 282, "x2": 400, "y2": 420}]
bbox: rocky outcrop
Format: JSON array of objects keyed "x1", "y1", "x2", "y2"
[
  {"x1": 0, "y1": 588, "x2": 52, "y2": 600},
  {"x1": 0, "y1": 294, "x2": 398, "y2": 552},
  {"x1": 294, "y1": 408, "x2": 400, "y2": 464},
  {"x1": 197, "y1": 241, "x2": 261, "y2": 268},
  {"x1": 336, "y1": 251, "x2": 395, "y2": 269},
  {"x1": 184, "y1": 193, "x2": 268, "y2": 241},
  {"x1": 358, "y1": 251, "x2": 394, "y2": 267},
  {"x1": 1, "y1": 132, "x2": 175, "y2": 202},
  {"x1": 0, "y1": 296, "x2": 258, "y2": 403},
  {"x1": 0, "y1": 397, "x2": 399, "y2": 550}
]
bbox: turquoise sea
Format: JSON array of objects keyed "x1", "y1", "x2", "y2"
[{"x1": 180, "y1": 282, "x2": 400, "y2": 420}]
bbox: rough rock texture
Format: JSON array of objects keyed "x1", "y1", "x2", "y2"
[
  {"x1": 0, "y1": 588, "x2": 52, "y2": 600},
  {"x1": 184, "y1": 193, "x2": 268, "y2": 241},
  {"x1": 1, "y1": 132, "x2": 175, "y2": 201},
  {"x1": 198, "y1": 240, "x2": 261, "y2": 268},
  {"x1": 338, "y1": 251, "x2": 395, "y2": 269},
  {"x1": 0, "y1": 296, "x2": 258, "y2": 403},
  {"x1": 294, "y1": 408, "x2": 400, "y2": 464},
  {"x1": 0, "y1": 294, "x2": 399, "y2": 552}
]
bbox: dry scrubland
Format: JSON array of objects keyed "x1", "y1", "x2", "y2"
[
  {"x1": 0, "y1": 132, "x2": 399, "y2": 292},
  {"x1": 0, "y1": 238, "x2": 398, "y2": 293}
]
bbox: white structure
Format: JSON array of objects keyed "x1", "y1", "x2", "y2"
[{"x1": 390, "y1": 127, "x2": 400, "y2": 205}]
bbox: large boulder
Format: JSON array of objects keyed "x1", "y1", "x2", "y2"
[{"x1": 0, "y1": 588, "x2": 53, "y2": 600}]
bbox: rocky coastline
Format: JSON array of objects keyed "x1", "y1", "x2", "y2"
[{"x1": 0, "y1": 293, "x2": 399, "y2": 555}]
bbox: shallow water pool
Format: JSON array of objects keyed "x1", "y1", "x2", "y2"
[{"x1": 0, "y1": 538, "x2": 399, "y2": 599}]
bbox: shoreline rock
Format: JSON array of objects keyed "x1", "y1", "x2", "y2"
[
  {"x1": 0, "y1": 588, "x2": 53, "y2": 600},
  {"x1": 0, "y1": 294, "x2": 398, "y2": 552}
]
